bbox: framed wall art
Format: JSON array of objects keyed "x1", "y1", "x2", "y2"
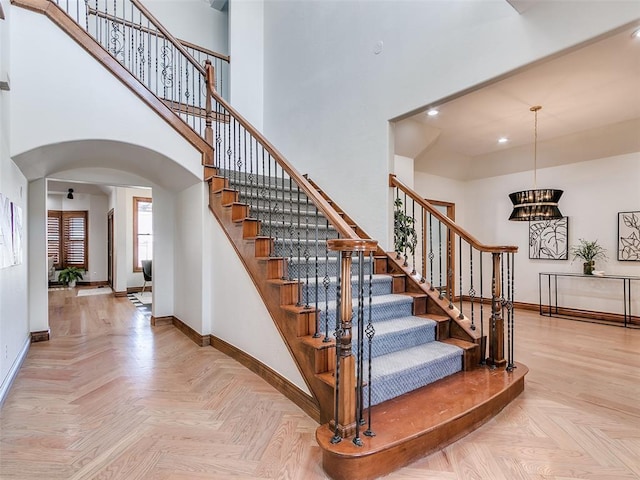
[
  {"x1": 529, "y1": 217, "x2": 569, "y2": 260},
  {"x1": 618, "y1": 211, "x2": 640, "y2": 261}
]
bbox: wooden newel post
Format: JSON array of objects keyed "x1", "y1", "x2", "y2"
[
  {"x1": 327, "y1": 238, "x2": 378, "y2": 439},
  {"x1": 204, "y1": 60, "x2": 215, "y2": 166},
  {"x1": 489, "y1": 253, "x2": 506, "y2": 367}
]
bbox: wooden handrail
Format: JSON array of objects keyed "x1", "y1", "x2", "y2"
[
  {"x1": 389, "y1": 174, "x2": 518, "y2": 254},
  {"x1": 86, "y1": 7, "x2": 230, "y2": 62},
  {"x1": 205, "y1": 64, "x2": 362, "y2": 241}
]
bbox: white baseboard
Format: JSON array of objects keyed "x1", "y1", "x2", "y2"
[{"x1": 0, "y1": 336, "x2": 30, "y2": 407}]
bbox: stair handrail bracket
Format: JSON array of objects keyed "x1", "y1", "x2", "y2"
[{"x1": 389, "y1": 174, "x2": 518, "y2": 370}]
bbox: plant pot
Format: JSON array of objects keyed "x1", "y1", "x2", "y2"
[
  {"x1": 583, "y1": 261, "x2": 595, "y2": 275},
  {"x1": 68, "y1": 279, "x2": 77, "y2": 288}
]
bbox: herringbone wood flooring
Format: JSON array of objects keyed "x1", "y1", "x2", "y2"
[{"x1": 1, "y1": 288, "x2": 639, "y2": 479}]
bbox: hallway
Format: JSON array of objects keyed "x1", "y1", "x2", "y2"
[{"x1": 1, "y1": 289, "x2": 639, "y2": 479}]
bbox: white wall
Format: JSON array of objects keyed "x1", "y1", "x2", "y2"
[
  {"x1": 207, "y1": 204, "x2": 309, "y2": 393},
  {"x1": 255, "y1": 0, "x2": 640, "y2": 250},
  {"x1": 229, "y1": 0, "x2": 264, "y2": 130},
  {"x1": 47, "y1": 192, "x2": 109, "y2": 282},
  {"x1": 393, "y1": 155, "x2": 414, "y2": 189},
  {"x1": 145, "y1": 0, "x2": 228, "y2": 56},
  {"x1": 0, "y1": 0, "x2": 30, "y2": 393},
  {"x1": 151, "y1": 187, "x2": 175, "y2": 318},
  {"x1": 174, "y1": 182, "x2": 205, "y2": 333},
  {"x1": 462, "y1": 153, "x2": 640, "y2": 315}
]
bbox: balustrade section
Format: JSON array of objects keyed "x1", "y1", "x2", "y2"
[
  {"x1": 390, "y1": 175, "x2": 518, "y2": 369},
  {"x1": 49, "y1": 0, "x2": 229, "y2": 136}
]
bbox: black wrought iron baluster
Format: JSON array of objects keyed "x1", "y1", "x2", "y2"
[
  {"x1": 242, "y1": 129, "x2": 247, "y2": 199},
  {"x1": 469, "y1": 244, "x2": 476, "y2": 330},
  {"x1": 84, "y1": 0, "x2": 88, "y2": 31},
  {"x1": 288, "y1": 178, "x2": 295, "y2": 281},
  {"x1": 403, "y1": 191, "x2": 409, "y2": 267},
  {"x1": 233, "y1": 119, "x2": 239, "y2": 186},
  {"x1": 138, "y1": 16, "x2": 145, "y2": 83},
  {"x1": 395, "y1": 188, "x2": 401, "y2": 260},
  {"x1": 226, "y1": 110, "x2": 232, "y2": 175},
  {"x1": 280, "y1": 166, "x2": 286, "y2": 266},
  {"x1": 428, "y1": 212, "x2": 434, "y2": 291},
  {"x1": 363, "y1": 251, "x2": 375, "y2": 438},
  {"x1": 509, "y1": 253, "x2": 516, "y2": 371},
  {"x1": 313, "y1": 206, "x2": 321, "y2": 338},
  {"x1": 268, "y1": 154, "x2": 274, "y2": 248},
  {"x1": 438, "y1": 217, "x2": 444, "y2": 299},
  {"x1": 147, "y1": 21, "x2": 151, "y2": 88},
  {"x1": 177, "y1": 52, "x2": 182, "y2": 116},
  {"x1": 295, "y1": 182, "x2": 302, "y2": 304},
  {"x1": 447, "y1": 231, "x2": 454, "y2": 310},
  {"x1": 248, "y1": 134, "x2": 254, "y2": 225},
  {"x1": 458, "y1": 236, "x2": 464, "y2": 319},
  {"x1": 410, "y1": 199, "x2": 416, "y2": 275},
  {"x1": 353, "y1": 251, "x2": 365, "y2": 447},
  {"x1": 303, "y1": 193, "x2": 310, "y2": 309},
  {"x1": 155, "y1": 32, "x2": 158, "y2": 101},
  {"x1": 323, "y1": 223, "x2": 331, "y2": 343},
  {"x1": 257, "y1": 146, "x2": 264, "y2": 226},
  {"x1": 331, "y1": 254, "x2": 343, "y2": 445},
  {"x1": 420, "y1": 206, "x2": 426, "y2": 283},
  {"x1": 480, "y1": 253, "x2": 486, "y2": 365}
]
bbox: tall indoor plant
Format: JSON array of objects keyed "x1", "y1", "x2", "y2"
[
  {"x1": 570, "y1": 239, "x2": 607, "y2": 275},
  {"x1": 394, "y1": 197, "x2": 417, "y2": 267}
]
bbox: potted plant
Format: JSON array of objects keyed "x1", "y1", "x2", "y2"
[
  {"x1": 570, "y1": 239, "x2": 607, "y2": 275},
  {"x1": 394, "y1": 197, "x2": 417, "y2": 267},
  {"x1": 58, "y1": 266, "x2": 84, "y2": 288}
]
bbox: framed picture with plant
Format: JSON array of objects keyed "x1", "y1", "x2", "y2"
[
  {"x1": 529, "y1": 217, "x2": 568, "y2": 260},
  {"x1": 618, "y1": 211, "x2": 640, "y2": 261}
]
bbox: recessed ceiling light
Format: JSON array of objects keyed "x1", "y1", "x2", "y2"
[
  {"x1": 498, "y1": 137, "x2": 509, "y2": 144},
  {"x1": 426, "y1": 109, "x2": 439, "y2": 117},
  {"x1": 632, "y1": 27, "x2": 640, "y2": 39}
]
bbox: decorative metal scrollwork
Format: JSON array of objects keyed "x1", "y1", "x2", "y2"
[
  {"x1": 109, "y1": 21, "x2": 125, "y2": 63},
  {"x1": 160, "y1": 46, "x2": 174, "y2": 88}
]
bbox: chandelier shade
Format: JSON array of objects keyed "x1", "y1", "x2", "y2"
[
  {"x1": 508, "y1": 188, "x2": 563, "y2": 221},
  {"x1": 508, "y1": 105, "x2": 564, "y2": 221}
]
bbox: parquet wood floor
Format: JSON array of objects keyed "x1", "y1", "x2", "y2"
[{"x1": 1, "y1": 288, "x2": 639, "y2": 479}]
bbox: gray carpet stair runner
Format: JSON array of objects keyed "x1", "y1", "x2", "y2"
[{"x1": 228, "y1": 174, "x2": 463, "y2": 407}]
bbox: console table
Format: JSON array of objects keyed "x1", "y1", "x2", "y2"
[{"x1": 539, "y1": 272, "x2": 640, "y2": 328}]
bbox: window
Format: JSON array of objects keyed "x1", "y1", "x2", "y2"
[
  {"x1": 133, "y1": 197, "x2": 152, "y2": 272},
  {"x1": 47, "y1": 210, "x2": 88, "y2": 269}
]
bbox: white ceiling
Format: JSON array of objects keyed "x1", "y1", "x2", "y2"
[{"x1": 397, "y1": 22, "x2": 640, "y2": 181}]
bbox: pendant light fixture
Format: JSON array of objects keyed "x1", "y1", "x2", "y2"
[
  {"x1": 508, "y1": 105, "x2": 563, "y2": 221},
  {"x1": 67, "y1": 188, "x2": 74, "y2": 200}
]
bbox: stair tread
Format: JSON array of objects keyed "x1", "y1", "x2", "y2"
[
  {"x1": 441, "y1": 337, "x2": 479, "y2": 350},
  {"x1": 370, "y1": 341, "x2": 462, "y2": 381},
  {"x1": 326, "y1": 293, "x2": 413, "y2": 310},
  {"x1": 304, "y1": 274, "x2": 391, "y2": 286},
  {"x1": 361, "y1": 315, "x2": 436, "y2": 338}
]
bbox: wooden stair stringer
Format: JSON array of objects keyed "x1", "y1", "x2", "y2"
[{"x1": 207, "y1": 183, "x2": 336, "y2": 423}]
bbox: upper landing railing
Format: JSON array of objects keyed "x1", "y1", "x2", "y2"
[
  {"x1": 390, "y1": 174, "x2": 518, "y2": 369},
  {"x1": 48, "y1": 0, "x2": 229, "y2": 137}
]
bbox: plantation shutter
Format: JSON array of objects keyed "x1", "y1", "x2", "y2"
[
  {"x1": 62, "y1": 211, "x2": 88, "y2": 269},
  {"x1": 47, "y1": 211, "x2": 62, "y2": 268}
]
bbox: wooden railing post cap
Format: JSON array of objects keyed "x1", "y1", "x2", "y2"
[{"x1": 327, "y1": 238, "x2": 378, "y2": 252}]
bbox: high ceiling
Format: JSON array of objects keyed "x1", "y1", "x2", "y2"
[{"x1": 395, "y1": 21, "x2": 640, "y2": 181}]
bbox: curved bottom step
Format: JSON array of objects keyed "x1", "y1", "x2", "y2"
[{"x1": 316, "y1": 363, "x2": 528, "y2": 480}]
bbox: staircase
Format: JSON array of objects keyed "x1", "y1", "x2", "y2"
[
  {"x1": 222, "y1": 173, "x2": 475, "y2": 409},
  {"x1": 14, "y1": 0, "x2": 528, "y2": 478}
]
